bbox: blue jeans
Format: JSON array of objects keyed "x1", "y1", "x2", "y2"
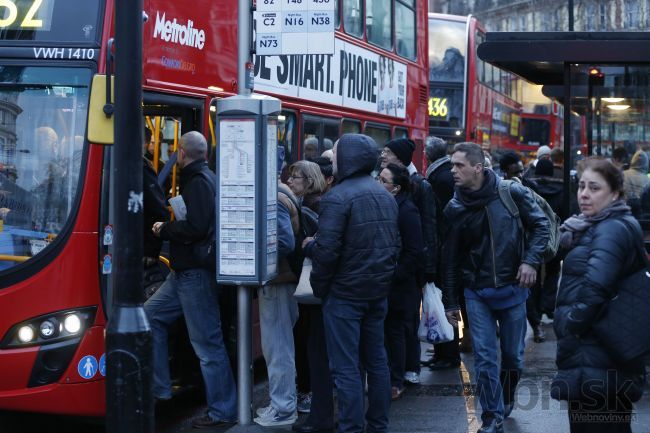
[
  {"x1": 465, "y1": 296, "x2": 527, "y2": 424},
  {"x1": 145, "y1": 269, "x2": 236, "y2": 421},
  {"x1": 323, "y1": 295, "x2": 391, "y2": 433},
  {"x1": 258, "y1": 283, "x2": 299, "y2": 415}
]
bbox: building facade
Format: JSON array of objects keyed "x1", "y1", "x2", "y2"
[{"x1": 429, "y1": 0, "x2": 650, "y2": 32}]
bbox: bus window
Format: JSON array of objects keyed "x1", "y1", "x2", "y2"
[
  {"x1": 0, "y1": 66, "x2": 91, "y2": 269},
  {"x1": 342, "y1": 119, "x2": 361, "y2": 134},
  {"x1": 476, "y1": 32, "x2": 486, "y2": 82},
  {"x1": 323, "y1": 121, "x2": 339, "y2": 152},
  {"x1": 394, "y1": 127, "x2": 408, "y2": 139},
  {"x1": 278, "y1": 111, "x2": 297, "y2": 166},
  {"x1": 429, "y1": 18, "x2": 466, "y2": 83},
  {"x1": 335, "y1": 0, "x2": 340, "y2": 28},
  {"x1": 366, "y1": 0, "x2": 392, "y2": 50},
  {"x1": 365, "y1": 124, "x2": 391, "y2": 147},
  {"x1": 521, "y1": 118, "x2": 551, "y2": 147},
  {"x1": 303, "y1": 119, "x2": 320, "y2": 161},
  {"x1": 343, "y1": 0, "x2": 363, "y2": 37},
  {"x1": 396, "y1": 0, "x2": 415, "y2": 59}
]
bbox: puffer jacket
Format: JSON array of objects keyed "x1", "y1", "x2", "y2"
[
  {"x1": 409, "y1": 171, "x2": 437, "y2": 282},
  {"x1": 551, "y1": 210, "x2": 646, "y2": 403},
  {"x1": 441, "y1": 178, "x2": 549, "y2": 310},
  {"x1": 305, "y1": 134, "x2": 399, "y2": 301}
]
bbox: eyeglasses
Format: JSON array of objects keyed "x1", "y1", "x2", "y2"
[{"x1": 288, "y1": 175, "x2": 307, "y2": 180}]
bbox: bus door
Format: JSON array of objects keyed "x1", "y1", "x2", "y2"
[{"x1": 301, "y1": 115, "x2": 340, "y2": 160}]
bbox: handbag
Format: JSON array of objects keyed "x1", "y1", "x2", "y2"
[
  {"x1": 593, "y1": 223, "x2": 650, "y2": 363},
  {"x1": 293, "y1": 258, "x2": 321, "y2": 305}
]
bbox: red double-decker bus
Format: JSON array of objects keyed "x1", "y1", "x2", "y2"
[
  {"x1": 428, "y1": 13, "x2": 523, "y2": 158},
  {"x1": 0, "y1": 0, "x2": 429, "y2": 417}
]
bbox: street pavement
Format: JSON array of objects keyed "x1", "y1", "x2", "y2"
[
  {"x1": 2, "y1": 319, "x2": 650, "y2": 433},
  {"x1": 167, "y1": 318, "x2": 650, "y2": 433}
]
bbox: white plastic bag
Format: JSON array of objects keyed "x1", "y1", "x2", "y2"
[{"x1": 418, "y1": 282, "x2": 454, "y2": 344}]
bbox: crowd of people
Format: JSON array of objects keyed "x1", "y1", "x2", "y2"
[{"x1": 140, "y1": 129, "x2": 649, "y2": 433}]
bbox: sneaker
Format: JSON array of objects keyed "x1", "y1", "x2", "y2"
[
  {"x1": 191, "y1": 414, "x2": 236, "y2": 429},
  {"x1": 404, "y1": 371, "x2": 420, "y2": 385},
  {"x1": 297, "y1": 392, "x2": 312, "y2": 413},
  {"x1": 256, "y1": 404, "x2": 274, "y2": 417},
  {"x1": 254, "y1": 407, "x2": 298, "y2": 427}
]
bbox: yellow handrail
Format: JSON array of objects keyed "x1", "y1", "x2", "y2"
[{"x1": 0, "y1": 254, "x2": 29, "y2": 263}]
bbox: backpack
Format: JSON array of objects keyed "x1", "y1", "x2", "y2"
[
  {"x1": 278, "y1": 190, "x2": 319, "y2": 278},
  {"x1": 497, "y1": 179, "x2": 561, "y2": 263}
]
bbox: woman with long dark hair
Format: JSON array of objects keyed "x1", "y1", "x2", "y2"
[{"x1": 552, "y1": 157, "x2": 647, "y2": 433}]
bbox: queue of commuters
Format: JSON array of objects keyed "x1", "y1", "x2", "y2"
[{"x1": 141, "y1": 129, "x2": 648, "y2": 433}]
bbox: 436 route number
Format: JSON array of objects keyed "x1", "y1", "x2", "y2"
[{"x1": 428, "y1": 97, "x2": 448, "y2": 118}]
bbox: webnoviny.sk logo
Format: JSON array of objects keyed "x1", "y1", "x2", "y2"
[{"x1": 153, "y1": 11, "x2": 206, "y2": 50}]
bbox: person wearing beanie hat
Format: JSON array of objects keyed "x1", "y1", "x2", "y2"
[
  {"x1": 624, "y1": 150, "x2": 650, "y2": 199},
  {"x1": 382, "y1": 138, "x2": 416, "y2": 167},
  {"x1": 381, "y1": 136, "x2": 439, "y2": 381}
]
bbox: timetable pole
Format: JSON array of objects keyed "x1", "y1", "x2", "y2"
[{"x1": 106, "y1": 0, "x2": 153, "y2": 432}]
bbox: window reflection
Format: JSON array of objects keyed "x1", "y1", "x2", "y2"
[
  {"x1": 429, "y1": 18, "x2": 466, "y2": 83},
  {"x1": 396, "y1": 1, "x2": 415, "y2": 59},
  {"x1": 366, "y1": 0, "x2": 392, "y2": 49},
  {"x1": 0, "y1": 66, "x2": 90, "y2": 269},
  {"x1": 343, "y1": 0, "x2": 363, "y2": 37}
]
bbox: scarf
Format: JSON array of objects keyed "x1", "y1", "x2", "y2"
[
  {"x1": 559, "y1": 200, "x2": 631, "y2": 249},
  {"x1": 455, "y1": 169, "x2": 498, "y2": 209},
  {"x1": 425, "y1": 156, "x2": 450, "y2": 179}
]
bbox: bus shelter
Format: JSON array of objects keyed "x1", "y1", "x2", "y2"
[{"x1": 478, "y1": 31, "x2": 650, "y2": 242}]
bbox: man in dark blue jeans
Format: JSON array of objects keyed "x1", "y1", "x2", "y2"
[
  {"x1": 442, "y1": 142, "x2": 549, "y2": 433},
  {"x1": 303, "y1": 134, "x2": 399, "y2": 433},
  {"x1": 146, "y1": 131, "x2": 236, "y2": 429}
]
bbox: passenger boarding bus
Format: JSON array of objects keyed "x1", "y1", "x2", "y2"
[
  {"x1": 428, "y1": 13, "x2": 523, "y2": 158},
  {"x1": 0, "y1": 0, "x2": 429, "y2": 416}
]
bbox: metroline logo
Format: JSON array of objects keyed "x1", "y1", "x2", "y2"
[{"x1": 153, "y1": 11, "x2": 206, "y2": 50}]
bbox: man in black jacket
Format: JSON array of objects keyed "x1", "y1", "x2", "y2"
[
  {"x1": 303, "y1": 133, "x2": 399, "y2": 433},
  {"x1": 443, "y1": 142, "x2": 549, "y2": 433},
  {"x1": 145, "y1": 131, "x2": 236, "y2": 429},
  {"x1": 423, "y1": 136, "x2": 464, "y2": 369},
  {"x1": 380, "y1": 137, "x2": 437, "y2": 384}
]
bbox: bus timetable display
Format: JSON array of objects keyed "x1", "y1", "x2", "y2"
[{"x1": 0, "y1": 0, "x2": 101, "y2": 42}]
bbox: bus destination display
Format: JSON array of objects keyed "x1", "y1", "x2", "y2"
[{"x1": 0, "y1": 0, "x2": 55, "y2": 31}]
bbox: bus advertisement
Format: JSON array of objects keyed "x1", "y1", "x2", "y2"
[{"x1": 0, "y1": 0, "x2": 429, "y2": 416}]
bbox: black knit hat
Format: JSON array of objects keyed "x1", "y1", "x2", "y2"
[{"x1": 385, "y1": 138, "x2": 415, "y2": 166}]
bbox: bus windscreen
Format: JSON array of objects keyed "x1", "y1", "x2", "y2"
[
  {"x1": 0, "y1": 0, "x2": 101, "y2": 43},
  {"x1": 428, "y1": 18, "x2": 466, "y2": 83}
]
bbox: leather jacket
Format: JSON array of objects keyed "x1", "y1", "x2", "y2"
[{"x1": 441, "y1": 178, "x2": 549, "y2": 310}]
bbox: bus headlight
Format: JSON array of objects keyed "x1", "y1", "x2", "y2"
[
  {"x1": 18, "y1": 326, "x2": 35, "y2": 343},
  {"x1": 39, "y1": 319, "x2": 58, "y2": 338},
  {"x1": 63, "y1": 314, "x2": 81, "y2": 334},
  {"x1": 0, "y1": 307, "x2": 96, "y2": 348}
]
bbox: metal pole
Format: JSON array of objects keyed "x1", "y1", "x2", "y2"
[
  {"x1": 106, "y1": 0, "x2": 153, "y2": 431},
  {"x1": 238, "y1": 0, "x2": 253, "y2": 95},
  {"x1": 237, "y1": 286, "x2": 253, "y2": 425},
  {"x1": 562, "y1": 63, "x2": 572, "y2": 220},
  {"x1": 568, "y1": 0, "x2": 574, "y2": 31}
]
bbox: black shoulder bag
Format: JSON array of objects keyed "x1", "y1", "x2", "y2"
[{"x1": 592, "y1": 220, "x2": 650, "y2": 363}]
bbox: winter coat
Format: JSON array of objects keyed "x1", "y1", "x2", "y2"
[
  {"x1": 305, "y1": 135, "x2": 399, "y2": 300},
  {"x1": 143, "y1": 158, "x2": 169, "y2": 259},
  {"x1": 159, "y1": 159, "x2": 215, "y2": 271},
  {"x1": 409, "y1": 170, "x2": 437, "y2": 282},
  {"x1": 442, "y1": 177, "x2": 549, "y2": 310},
  {"x1": 389, "y1": 192, "x2": 424, "y2": 312},
  {"x1": 623, "y1": 151, "x2": 650, "y2": 199},
  {"x1": 551, "y1": 211, "x2": 646, "y2": 403},
  {"x1": 530, "y1": 175, "x2": 565, "y2": 220}
]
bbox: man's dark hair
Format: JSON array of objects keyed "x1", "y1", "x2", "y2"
[
  {"x1": 425, "y1": 136, "x2": 447, "y2": 163},
  {"x1": 313, "y1": 156, "x2": 333, "y2": 178},
  {"x1": 144, "y1": 127, "x2": 152, "y2": 144},
  {"x1": 612, "y1": 146, "x2": 628, "y2": 163},
  {"x1": 384, "y1": 163, "x2": 411, "y2": 194},
  {"x1": 452, "y1": 142, "x2": 484, "y2": 166},
  {"x1": 550, "y1": 147, "x2": 564, "y2": 164},
  {"x1": 535, "y1": 158, "x2": 554, "y2": 177},
  {"x1": 499, "y1": 151, "x2": 521, "y2": 172}
]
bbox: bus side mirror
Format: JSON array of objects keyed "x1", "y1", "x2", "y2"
[{"x1": 87, "y1": 74, "x2": 114, "y2": 145}]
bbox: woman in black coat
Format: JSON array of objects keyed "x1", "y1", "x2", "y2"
[
  {"x1": 378, "y1": 163, "x2": 424, "y2": 399},
  {"x1": 551, "y1": 157, "x2": 647, "y2": 433}
]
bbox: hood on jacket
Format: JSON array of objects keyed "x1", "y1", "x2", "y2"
[
  {"x1": 335, "y1": 133, "x2": 378, "y2": 181},
  {"x1": 531, "y1": 176, "x2": 564, "y2": 196},
  {"x1": 630, "y1": 151, "x2": 649, "y2": 173}
]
